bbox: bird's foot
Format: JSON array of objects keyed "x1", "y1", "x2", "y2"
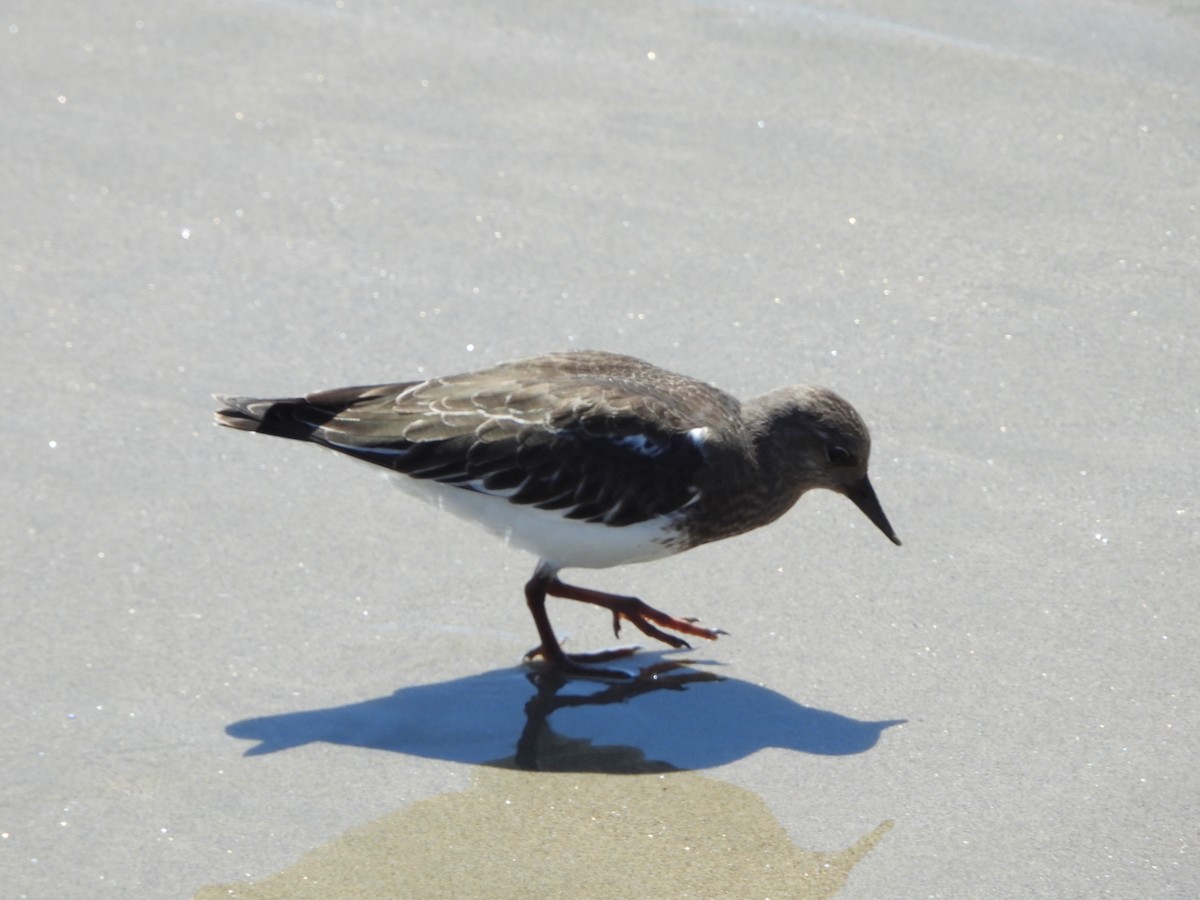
[
  {"x1": 523, "y1": 643, "x2": 641, "y2": 680},
  {"x1": 545, "y1": 578, "x2": 725, "y2": 648},
  {"x1": 608, "y1": 608, "x2": 729, "y2": 648}
]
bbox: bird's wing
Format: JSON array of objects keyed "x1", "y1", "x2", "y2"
[{"x1": 253, "y1": 354, "x2": 742, "y2": 526}]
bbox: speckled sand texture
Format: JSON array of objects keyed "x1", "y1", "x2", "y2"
[{"x1": 3, "y1": 0, "x2": 1198, "y2": 896}]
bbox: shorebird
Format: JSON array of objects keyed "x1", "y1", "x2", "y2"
[{"x1": 215, "y1": 350, "x2": 900, "y2": 677}]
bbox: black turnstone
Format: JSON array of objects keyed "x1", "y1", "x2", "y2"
[{"x1": 215, "y1": 350, "x2": 900, "y2": 677}]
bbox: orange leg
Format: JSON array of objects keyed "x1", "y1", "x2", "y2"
[
  {"x1": 523, "y1": 566, "x2": 723, "y2": 678},
  {"x1": 545, "y1": 577, "x2": 724, "y2": 646}
]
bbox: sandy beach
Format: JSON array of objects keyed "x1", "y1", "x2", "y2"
[{"x1": 3, "y1": 0, "x2": 1197, "y2": 896}]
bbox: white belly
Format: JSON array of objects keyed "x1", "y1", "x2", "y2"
[{"x1": 387, "y1": 472, "x2": 683, "y2": 570}]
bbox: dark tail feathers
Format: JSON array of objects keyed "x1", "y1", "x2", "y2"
[{"x1": 213, "y1": 395, "x2": 328, "y2": 442}]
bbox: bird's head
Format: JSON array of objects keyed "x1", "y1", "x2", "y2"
[{"x1": 753, "y1": 385, "x2": 901, "y2": 546}]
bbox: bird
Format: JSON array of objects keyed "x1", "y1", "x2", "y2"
[{"x1": 215, "y1": 350, "x2": 900, "y2": 678}]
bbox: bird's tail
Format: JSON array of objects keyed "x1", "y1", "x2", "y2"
[{"x1": 213, "y1": 395, "x2": 325, "y2": 442}]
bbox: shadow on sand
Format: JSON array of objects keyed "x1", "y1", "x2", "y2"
[{"x1": 227, "y1": 656, "x2": 904, "y2": 772}]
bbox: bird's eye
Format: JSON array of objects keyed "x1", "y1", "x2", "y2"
[{"x1": 827, "y1": 444, "x2": 854, "y2": 466}]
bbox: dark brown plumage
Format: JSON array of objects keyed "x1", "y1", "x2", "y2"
[{"x1": 216, "y1": 350, "x2": 900, "y2": 677}]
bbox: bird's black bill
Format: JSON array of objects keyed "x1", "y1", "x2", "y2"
[{"x1": 844, "y1": 476, "x2": 901, "y2": 546}]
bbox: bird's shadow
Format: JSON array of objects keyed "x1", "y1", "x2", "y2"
[{"x1": 226, "y1": 655, "x2": 905, "y2": 773}]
